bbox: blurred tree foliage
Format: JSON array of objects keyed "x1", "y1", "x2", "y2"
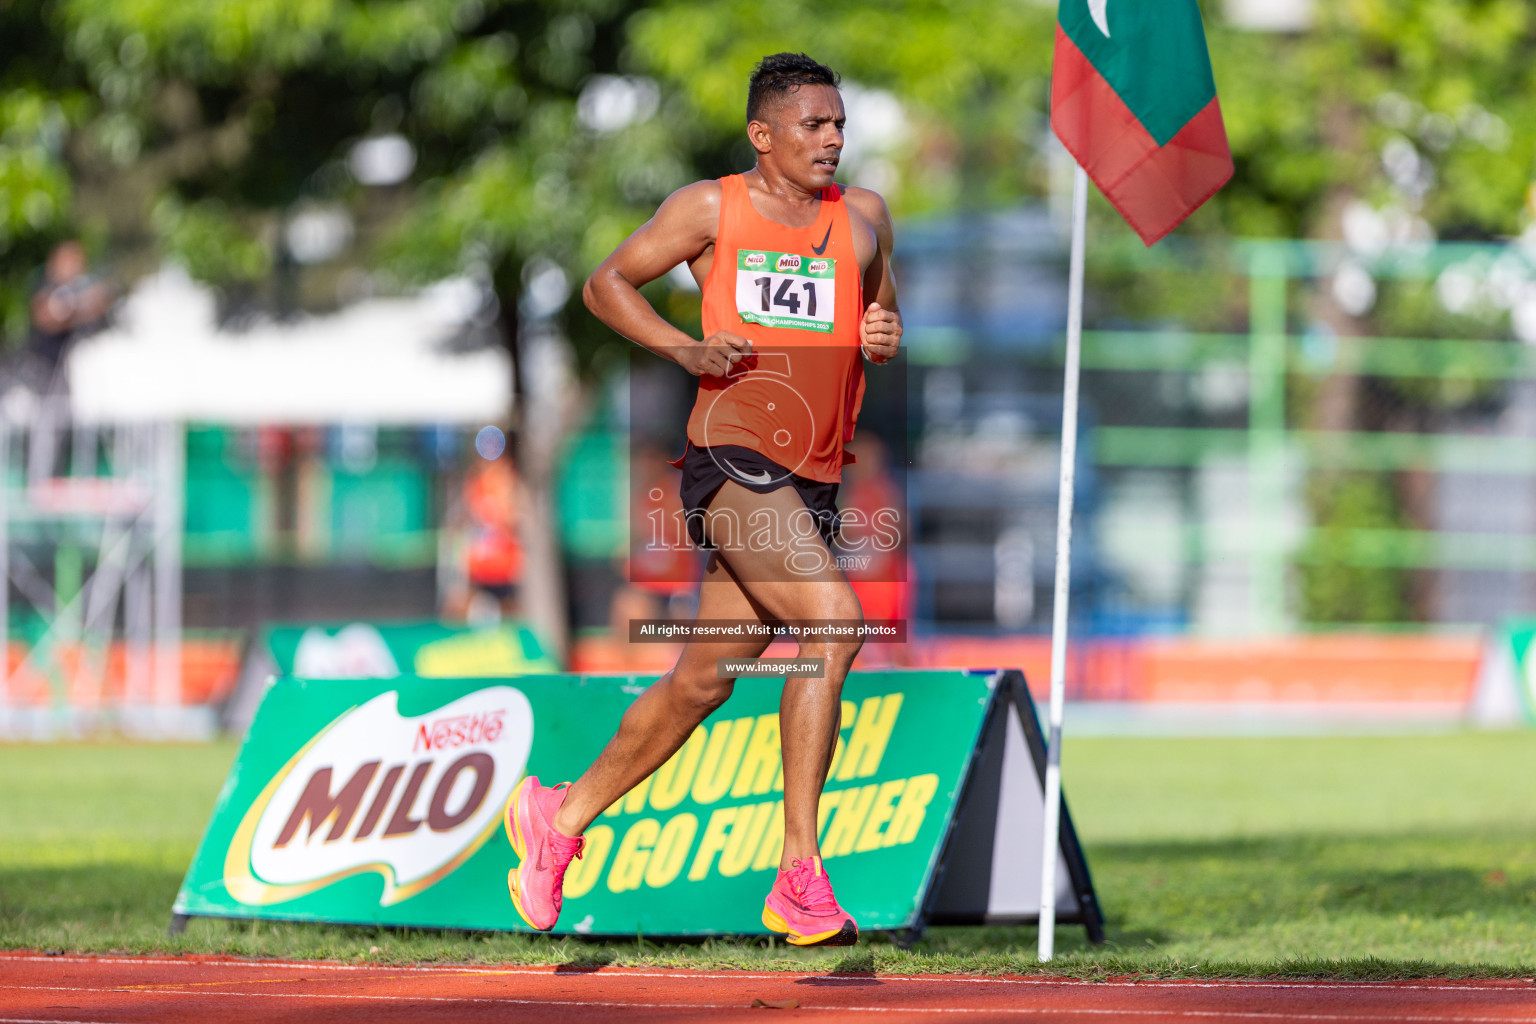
[
  {"x1": 1296, "y1": 473, "x2": 1414, "y2": 624},
  {"x1": 0, "y1": 0, "x2": 705, "y2": 369},
  {"x1": 629, "y1": 0, "x2": 1057, "y2": 216},
  {"x1": 0, "y1": 0, "x2": 1061, "y2": 360},
  {"x1": 2, "y1": 0, "x2": 1532, "y2": 345},
  {"x1": 634, "y1": 0, "x2": 1536, "y2": 241},
  {"x1": 1209, "y1": 0, "x2": 1535, "y2": 240}
]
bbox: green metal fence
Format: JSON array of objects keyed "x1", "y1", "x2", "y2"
[{"x1": 1080, "y1": 238, "x2": 1536, "y2": 634}]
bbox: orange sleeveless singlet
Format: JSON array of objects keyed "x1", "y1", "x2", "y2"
[{"x1": 687, "y1": 174, "x2": 865, "y2": 484}]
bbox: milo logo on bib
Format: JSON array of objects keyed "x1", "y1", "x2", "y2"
[{"x1": 736, "y1": 249, "x2": 836, "y2": 334}]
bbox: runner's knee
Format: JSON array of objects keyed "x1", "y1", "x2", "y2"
[
  {"x1": 825, "y1": 635, "x2": 864, "y2": 668},
  {"x1": 671, "y1": 668, "x2": 734, "y2": 715},
  {"x1": 800, "y1": 587, "x2": 864, "y2": 665},
  {"x1": 809, "y1": 585, "x2": 863, "y2": 627}
]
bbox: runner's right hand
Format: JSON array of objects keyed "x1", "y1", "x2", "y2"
[{"x1": 678, "y1": 330, "x2": 752, "y2": 376}]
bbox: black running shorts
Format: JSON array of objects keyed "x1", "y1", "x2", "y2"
[{"x1": 677, "y1": 443, "x2": 840, "y2": 549}]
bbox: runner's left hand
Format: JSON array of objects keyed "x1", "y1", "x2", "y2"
[{"x1": 860, "y1": 303, "x2": 902, "y2": 364}]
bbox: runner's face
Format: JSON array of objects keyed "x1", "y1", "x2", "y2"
[{"x1": 762, "y1": 85, "x2": 845, "y2": 190}]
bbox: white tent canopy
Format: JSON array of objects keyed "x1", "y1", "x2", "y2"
[{"x1": 67, "y1": 268, "x2": 511, "y2": 425}]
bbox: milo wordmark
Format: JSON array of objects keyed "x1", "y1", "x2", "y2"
[
  {"x1": 737, "y1": 250, "x2": 834, "y2": 278},
  {"x1": 225, "y1": 687, "x2": 532, "y2": 906}
]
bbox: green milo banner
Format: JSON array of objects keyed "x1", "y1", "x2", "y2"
[
  {"x1": 267, "y1": 621, "x2": 559, "y2": 679},
  {"x1": 176, "y1": 669, "x2": 996, "y2": 935},
  {"x1": 226, "y1": 621, "x2": 561, "y2": 734}
]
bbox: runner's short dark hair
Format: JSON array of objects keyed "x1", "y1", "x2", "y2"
[{"x1": 747, "y1": 53, "x2": 840, "y2": 123}]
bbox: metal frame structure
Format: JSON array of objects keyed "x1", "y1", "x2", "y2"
[{"x1": 0, "y1": 397, "x2": 184, "y2": 737}]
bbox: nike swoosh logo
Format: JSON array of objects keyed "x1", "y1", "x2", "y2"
[
  {"x1": 811, "y1": 224, "x2": 832, "y2": 256},
  {"x1": 724, "y1": 459, "x2": 774, "y2": 485}
]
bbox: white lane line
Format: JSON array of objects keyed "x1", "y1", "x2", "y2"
[
  {"x1": 1, "y1": 957, "x2": 1532, "y2": 993},
  {"x1": 0, "y1": 1018, "x2": 137, "y2": 1024},
  {"x1": 1, "y1": 984, "x2": 1533, "y2": 1022}
]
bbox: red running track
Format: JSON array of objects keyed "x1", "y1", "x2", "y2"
[{"x1": 1, "y1": 952, "x2": 1534, "y2": 1023}]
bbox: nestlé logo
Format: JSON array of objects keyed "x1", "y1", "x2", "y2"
[{"x1": 415, "y1": 709, "x2": 504, "y2": 752}]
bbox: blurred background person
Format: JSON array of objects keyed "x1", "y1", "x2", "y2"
[
  {"x1": 838, "y1": 432, "x2": 912, "y2": 667},
  {"x1": 28, "y1": 240, "x2": 112, "y2": 385},
  {"x1": 612, "y1": 441, "x2": 702, "y2": 635},
  {"x1": 443, "y1": 453, "x2": 526, "y2": 626},
  {"x1": 16, "y1": 240, "x2": 114, "y2": 480}
]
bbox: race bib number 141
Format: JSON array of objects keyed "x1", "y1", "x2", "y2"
[{"x1": 735, "y1": 250, "x2": 836, "y2": 334}]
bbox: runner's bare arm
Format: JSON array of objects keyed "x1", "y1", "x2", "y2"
[
  {"x1": 846, "y1": 187, "x2": 902, "y2": 365},
  {"x1": 583, "y1": 181, "x2": 752, "y2": 377}
]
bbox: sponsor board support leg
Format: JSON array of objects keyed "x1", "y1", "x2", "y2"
[{"x1": 921, "y1": 671, "x2": 1102, "y2": 942}]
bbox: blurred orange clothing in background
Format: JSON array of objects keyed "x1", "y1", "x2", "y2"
[
  {"x1": 465, "y1": 459, "x2": 524, "y2": 590},
  {"x1": 839, "y1": 435, "x2": 910, "y2": 627}
]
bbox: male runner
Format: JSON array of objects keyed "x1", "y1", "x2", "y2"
[{"x1": 503, "y1": 52, "x2": 902, "y2": 946}]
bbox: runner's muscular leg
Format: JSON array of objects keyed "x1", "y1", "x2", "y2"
[
  {"x1": 552, "y1": 551, "x2": 773, "y2": 836},
  {"x1": 700, "y1": 481, "x2": 864, "y2": 869}
]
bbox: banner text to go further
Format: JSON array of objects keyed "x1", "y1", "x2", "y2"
[{"x1": 562, "y1": 694, "x2": 937, "y2": 897}]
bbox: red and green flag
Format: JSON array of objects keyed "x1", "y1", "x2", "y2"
[{"x1": 1051, "y1": 0, "x2": 1233, "y2": 245}]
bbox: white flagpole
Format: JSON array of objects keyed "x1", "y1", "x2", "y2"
[{"x1": 1038, "y1": 162, "x2": 1089, "y2": 963}]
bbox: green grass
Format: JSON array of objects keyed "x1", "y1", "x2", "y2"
[{"x1": 3, "y1": 733, "x2": 1534, "y2": 977}]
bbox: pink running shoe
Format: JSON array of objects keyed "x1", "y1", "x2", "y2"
[
  {"x1": 761, "y1": 855, "x2": 858, "y2": 946},
  {"x1": 504, "y1": 775, "x2": 585, "y2": 931}
]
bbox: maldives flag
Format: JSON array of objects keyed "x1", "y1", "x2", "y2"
[{"x1": 1050, "y1": 0, "x2": 1233, "y2": 245}]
